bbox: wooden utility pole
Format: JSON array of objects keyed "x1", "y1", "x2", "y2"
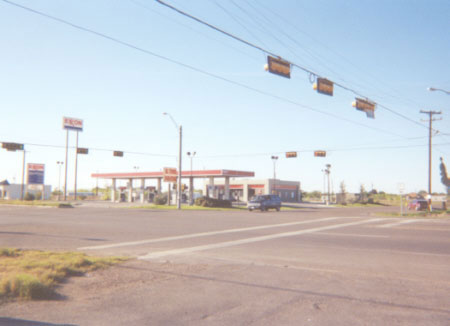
[{"x1": 420, "y1": 110, "x2": 442, "y2": 211}]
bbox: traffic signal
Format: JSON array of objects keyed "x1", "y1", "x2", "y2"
[
  {"x1": 265, "y1": 56, "x2": 291, "y2": 78},
  {"x1": 77, "y1": 147, "x2": 89, "y2": 154},
  {"x1": 285, "y1": 151, "x2": 297, "y2": 158},
  {"x1": 313, "y1": 78, "x2": 334, "y2": 96},
  {"x1": 113, "y1": 151, "x2": 124, "y2": 157},
  {"x1": 2, "y1": 142, "x2": 24, "y2": 151},
  {"x1": 352, "y1": 98, "x2": 375, "y2": 119},
  {"x1": 314, "y1": 151, "x2": 326, "y2": 157}
]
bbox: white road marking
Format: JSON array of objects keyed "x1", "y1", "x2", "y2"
[
  {"x1": 79, "y1": 216, "x2": 341, "y2": 250},
  {"x1": 314, "y1": 232, "x2": 389, "y2": 238},
  {"x1": 377, "y1": 219, "x2": 419, "y2": 228},
  {"x1": 138, "y1": 218, "x2": 382, "y2": 260}
]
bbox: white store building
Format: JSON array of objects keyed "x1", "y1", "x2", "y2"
[{"x1": 0, "y1": 180, "x2": 51, "y2": 200}]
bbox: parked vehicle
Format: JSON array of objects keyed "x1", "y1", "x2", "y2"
[
  {"x1": 248, "y1": 195, "x2": 281, "y2": 211},
  {"x1": 408, "y1": 199, "x2": 428, "y2": 211}
]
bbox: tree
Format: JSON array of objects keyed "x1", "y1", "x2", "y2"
[{"x1": 359, "y1": 184, "x2": 367, "y2": 203}]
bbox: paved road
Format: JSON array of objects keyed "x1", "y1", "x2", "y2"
[{"x1": 0, "y1": 205, "x2": 449, "y2": 325}]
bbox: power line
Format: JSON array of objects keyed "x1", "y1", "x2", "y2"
[
  {"x1": 248, "y1": 0, "x2": 431, "y2": 111},
  {"x1": 155, "y1": 0, "x2": 431, "y2": 131},
  {"x1": 0, "y1": 0, "x2": 408, "y2": 139},
  {"x1": 127, "y1": 0, "x2": 261, "y2": 62},
  {"x1": 0, "y1": 140, "x2": 176, "y2": 158},
  {"x1": 198, "y1": 141, "x2": 450, "y2": 159}
]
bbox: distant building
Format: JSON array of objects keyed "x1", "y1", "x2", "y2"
[
  {"x1": 203, "y1": 178, "x2": 301, "y2": 203},
  {"x1": 0, "y1": 180, "x2": 52, "y2": 200}
]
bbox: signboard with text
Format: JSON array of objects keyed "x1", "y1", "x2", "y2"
[
  {"x1": 163, "y1": 167, "x2": 177, "y2": 183},
  {"x1": 27, "y1": 163, "x2": 45, "y2": 185},
  {"x1": 315, "y1": 78, "x2": 334, "y2": 96},
  {"x1": 266, "y1": 56, "x2": 291, "y2": 78},
  {"x1": 2, "y1": 142, "x2": 24, "y2": 151},
  {"x1": 353, "y1": 98, "x2": 376, "y2": 119},
  {"x1": 63, "y1": 117, "x2": 83, "y2": 131}
]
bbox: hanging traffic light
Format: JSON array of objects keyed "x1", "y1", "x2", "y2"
[
  {"x1": 77, "y1": 147, "x2": 89, "y2": 154},
  {"x1": 314, "y1": 151, "x2": 326, "y2": 157},
  {"x1": 313, "y1": 78, "x2": 334, "y2": 96},
  {"x1": 285, "y1": 151, "x2": 297, "y2": 158},
  {"x1": 2, "y1": 142, "x2": 24, "y2": 151},
  {"x1": 264, "y1": 56, "x2": 291, "y2": 78},
  {"x1": 352, "y1": 98, "x2": 375, "y2": 119}
]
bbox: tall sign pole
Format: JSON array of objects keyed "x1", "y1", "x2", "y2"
[
  {"x1": 177, "y1": 125, "x2": 182, "y2": 210},
  {"x1": 64, "y1": 129, "x2": 69, "y2": 200},
  {"x1": 74, "y1": 131, "x2": 79, "y2": 201},
  {"x1": 62, "y1": 117, "x2": 83, "y2": 201},
  {"x1": 21, "y1": 149, "x2": 26, "y2": 201},
  {"x1": 420, "y1": 110, "x2": 442, "y2": 211}
]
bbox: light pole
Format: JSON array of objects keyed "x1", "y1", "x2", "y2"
[
  {"x1": 271, "y1": 156, "x2": 278, "y2": 195},
  {"x1": 163, "y1": 112, "x2": 182, "y2": 210},
  {"x1": 187, "y1": 151, "x2": 196, "y2": 205},
  {"x1": 133, "y1": 166, "x2": 139, "y2": 202},
  {"x1": 324, "y1": 164, "x2": 331, "y2": 205},
  {"x1": 57, "y1": 161, "x2": 64, "y2": 201},
  {"x1": 427, "y1": 87, "x2": 450, "y2": 95}
]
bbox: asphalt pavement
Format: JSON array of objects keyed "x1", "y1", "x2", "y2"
[{"x1": 0, "y1": 204, "x2": 449, "y2": 325}]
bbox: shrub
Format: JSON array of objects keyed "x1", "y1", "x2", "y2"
[
  {"x1": 194, "y1": 196, "x2": 232, "y2": 208},
  {"x1": 2, "y1": 274, "x2": 52, "y2": 300},
  {"x1": 154, "y1": 194, "x2": 167, "y2": 205},
  {"x1": 24, "y1": 193, "x2": 35, "y2": 201},
  {"x1": 35, "y1": 191, "x2": 43, "y2": 200}
]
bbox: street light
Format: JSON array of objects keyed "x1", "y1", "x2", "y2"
[
  {"x1": 427, "y1": 87, "x2": 450, "y2": 95},
  {"x1": 187, "y1": 151, "x2": 196, "y2": 205},
  {"x1": 271, "y1": 156, "x2": 278, "y2": 195},
  {"x1": 56, "y1": 161, "x2": 64, "y2": 201},
  {"x1": 163, "y1": 112, "x2": 182, "y2": 210},
  {"x1": 323, "y1": 164, "x2": 332, "y2": 205}
]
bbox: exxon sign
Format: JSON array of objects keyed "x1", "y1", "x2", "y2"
[
  {"x1": 63, "y1": 117, "x2": 83, "y2": 131},
  {"x1": 27, "y1": 163, "x2": 45, "y2": 185}
]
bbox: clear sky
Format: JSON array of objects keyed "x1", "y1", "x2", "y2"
[{"x1": 1, "y1": 0, "x2": 449, "y2": 194}]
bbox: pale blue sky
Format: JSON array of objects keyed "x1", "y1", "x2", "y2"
[{"x1": 1, "y1": 0, "x2": 449, "y2": 194}]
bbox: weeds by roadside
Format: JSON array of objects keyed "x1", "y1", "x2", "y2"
[{"x1": 0, "y1": 248, "x2": 128, "y2": 301}]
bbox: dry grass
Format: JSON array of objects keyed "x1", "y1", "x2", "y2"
[{"x1": 0, "y1": 248, "x2": 127, "y2": 301}]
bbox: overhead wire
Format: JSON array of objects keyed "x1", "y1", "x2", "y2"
[
  {"x1": 2, "y1": 137, "x2": 447, "y2": 160},
  {"x1": 154, "y1": 0, "x2": 433, "y2": 132},
  {"x1": 212, "y1": 0, "x2": 271, "y2": 53},
  {"x1": 250, "y1": 0, "x2": 430, "y2": 111},
  {"x1": 127, "y1": 0, "x2": 261, "y2": 62},
  {"x1": 198, "y1": 141, "x2": 450, "y2": 159},
  {"x1": 0, "y1": 140, "x2": 176, "y2": 158},
  {"x1": 0, "y1": 0, "x2": 408, "y2": 139}
]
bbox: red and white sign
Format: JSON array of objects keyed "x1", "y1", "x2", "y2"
[
  {"x1": 163, "y1": 167, "x2": 177, "y2": 183},
  {"x1": 27, "y1": 163, "x2": 45, "y2": 185},
  {"x1": 63, "y1": 117, "x2": 83, "y2": 131},
  {"x1": 28, "y1": 163, "x2": 45, "y2": 171}
]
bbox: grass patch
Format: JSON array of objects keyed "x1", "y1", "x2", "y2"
[
  {"x1": 336, "y1": 203, "x2": 385, "y2": 207},
  {"x1": 0, "y1": 248, "x2": 127, "y2": 301},
  {"x1": 0, "y1": 200, "x2": 60, "y2": 207},
  {"x1": 377, "y1": 210, "x2": 450, "y2": 218}
]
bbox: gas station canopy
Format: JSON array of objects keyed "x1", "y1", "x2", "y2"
[{"x1": 91, "y1": 169, "x2": 254, "y2": 180}]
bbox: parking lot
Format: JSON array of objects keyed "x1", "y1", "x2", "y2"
[{"x1": 0, "y1": 204, "x2": 449, "y2": 325}]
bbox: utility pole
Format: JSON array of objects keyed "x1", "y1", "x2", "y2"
[
  {"x1": 420, "y1": 110, "x2": 442, "y2": 211},
  {"x1": 271, "y1": 156, "x2": 278, "y2": 195}
]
